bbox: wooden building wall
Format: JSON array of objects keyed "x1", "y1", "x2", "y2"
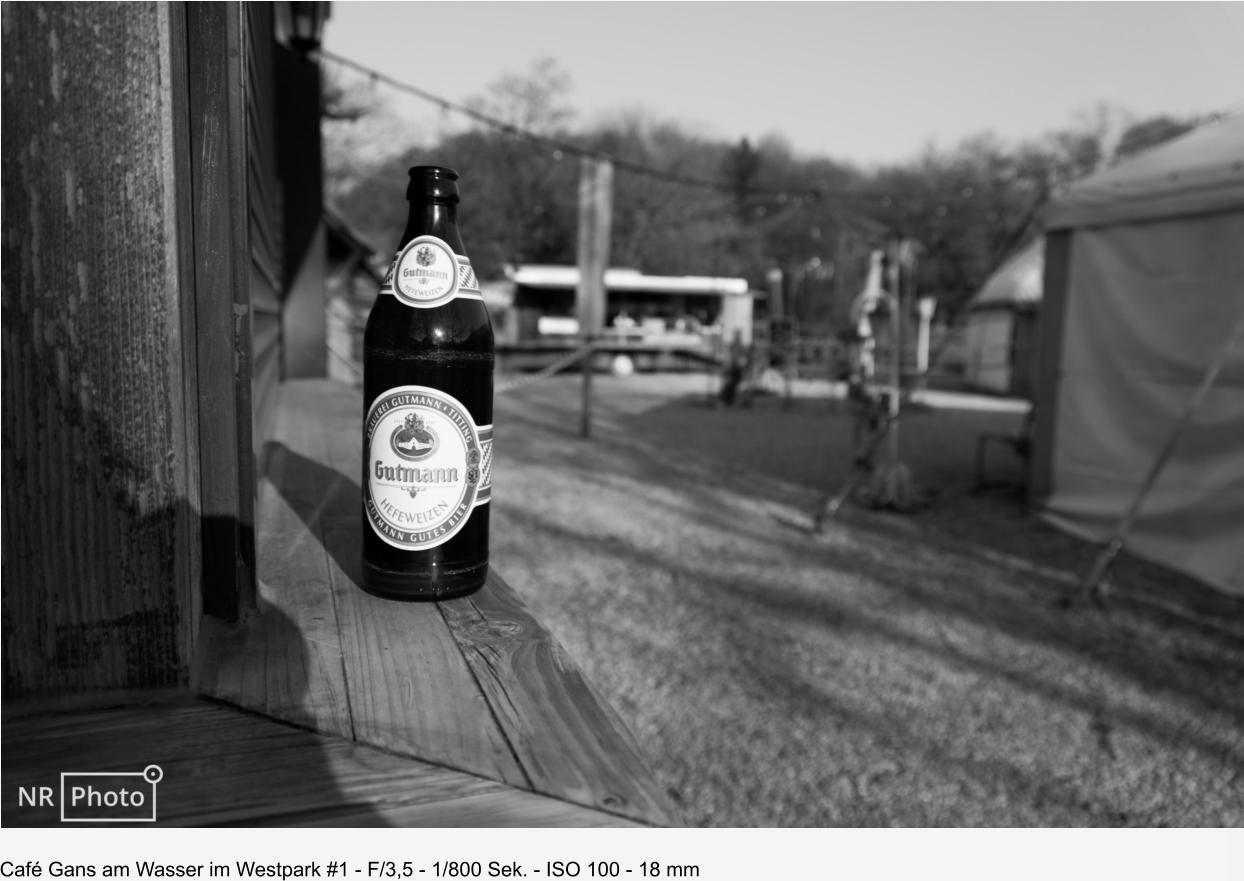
[
  {"x1": 247, "y1": 2, "x2": 285, "y2": 455},
  {"x1": 276, "y1": 41, "x2": 328, "y2": 381},
  {"x1": 1, "y1": 3, "x2": 197, "y2": 695},
  {"x1": 2, "y1": 2, "x2": 328, "y2": 698}
]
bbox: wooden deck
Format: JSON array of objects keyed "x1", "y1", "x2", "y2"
[
  {"x1": 3, "y1": 380, "x2": 678, "y2": 828},
  {"x1": 2, "y1": 697, "x2": 641, "y2": 827}
]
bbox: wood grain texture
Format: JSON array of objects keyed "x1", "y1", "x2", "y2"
[
  {"x1": 295, "y1": 380, "x2": 679, "y2": 825},
  {"x1": 185, "y1": 0, "x2": 258, "y2": 621},
  {"x1": 193, "y1": 491, "x2": 353, "y2": 738},
  {"x1": 167, "y1": 1, "x2": 205, "y2": 705},
  {"x1": 322, "y1": 517, "x2": 528, "y2": 786},
  {"x1": 1, "y1": 2, "x2": 191, "y2": 695},
  {"x1": 198, "y1": 379, "x2": 678, "y2": 826},
  {"x1": 2, "y1": 698, "x2": 634, "y2": 827},
  {"x1": 284, "y1": 381, "x2": 526, "y2": 784},
  {"x1": 204, "y1": 382, "x2": 526, "y2": 785},
  {"x1": 439, "y1": 573, "x2": 682, "y2": 826},
  {"x1": 196, "y1": 388, "x2": 351, "y2": 736}
]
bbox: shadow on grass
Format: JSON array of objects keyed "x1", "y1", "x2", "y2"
[
  {"x1": 492, "y1": 383, "x2": 1244, "y2": 814},
  {"x1": 496, "y1": 497, "x2": 1244, "y2": 781}
]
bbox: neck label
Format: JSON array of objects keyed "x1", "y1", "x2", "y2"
[{"x1": 380, "y1": 234, "x2": 482, "y2": 308}]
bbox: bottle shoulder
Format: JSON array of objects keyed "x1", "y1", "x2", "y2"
[{"x1": 365, "y1": 295, "x2": 494, "y2": 352}]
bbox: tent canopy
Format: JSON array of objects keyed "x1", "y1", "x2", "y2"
[
  {"x1": 968, "y1": 237, "x2": 1044, "y2": 311},
  {"x1": 1033, "y1": 113, "x2": 1244, "y2": 596},
  {"x1": 1045, "y1": 113, "x2": 1244, "y2": 230}
]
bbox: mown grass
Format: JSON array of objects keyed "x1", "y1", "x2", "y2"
[{"x1": 489, "y1": 373, "x2": 1244, "y2": 827}]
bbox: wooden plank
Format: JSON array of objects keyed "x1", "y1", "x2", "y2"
[
  {"x1": 297, "y1": 382, "x2": 526, "y2": 784},
  {"x1": 208, "y1": 381, "x2": 524, "y2": 785},
  {"x1": 439, "y1": 573, "x2": 681, "y2": 826},
  {"x1": 252, "y1": 340, "x2": 282, "y2": 451},
  {"x1": 289, "y1": 789, "x2": 643, "y2": 828},
  {"x1": 194, "y1": 487, "x2": 354, "y2": 739},
  {"x1": 186, "y1": 0, "x2": 257, "y2": 620},
  {"x1": 167, "y1": 0, "x2": 205, "y2": 691},
  {"x1": 322, "y1": 517, "x2": 528, "y2": 788},
  {"x1": 294, "y1": 378, "x2": 678, "y2": 824},
  {"x1": 196, "y1": 385, "x2": 353, "y2": 737},
  {"x1": 199, "y1": 379, "x2": 676, "y2": 825},
  {"x1": 2, "y1": 699, "x2": 635, "y2": 828},
  {"x1": 250, "y1": 258, "x2": 284, "y2": 315}
]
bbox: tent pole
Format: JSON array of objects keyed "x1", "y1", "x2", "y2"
[{"x1": 1080, "y1": 306, "x2": 1244, "y2": 603}]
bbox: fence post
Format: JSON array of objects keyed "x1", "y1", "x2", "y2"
[{"x1": 577, "y1": 157, "x2": 613, "y2": 438}]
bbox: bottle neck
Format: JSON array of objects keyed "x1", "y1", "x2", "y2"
[{"x1": 401, "y1": 200, "x2": 463, "y2": 253}]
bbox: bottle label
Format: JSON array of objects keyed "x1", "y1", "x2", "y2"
[
  {"x1": 379, "y1": 234, "x2": 483, "y2": 309},
  {"x1": 364, "y1": 385, "x2": 492, "y2": 551}
]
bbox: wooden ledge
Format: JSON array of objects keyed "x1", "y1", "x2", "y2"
[
  {"x1": 195, "y1": 379, "x2": 679, "y2": 827},
  {"x1": 2, "y1": 697, "x2": 644, "y2": 827}
]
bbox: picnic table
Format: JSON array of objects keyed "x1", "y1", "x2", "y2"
[{"x1": 2, "y1": 380, "x2": 679, "y2": 828}]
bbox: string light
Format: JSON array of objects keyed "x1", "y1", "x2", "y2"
[
  {"x1": 317, "y1": 49, "x2": 844, "y2": 207},
  {"x1": 317, "y1": 49, "x2": 1020, "y2": 228}
]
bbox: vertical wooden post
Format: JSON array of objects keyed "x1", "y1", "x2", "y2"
[
  {"x1": 1, "y1": 2, "x2": 199, "y2": 693},
  {"x1": 185, "y1": 1, "x2": 257, "y2": 621},
  {"x1": 577, "y1": 157, "x2": 613, "y2": 438}
]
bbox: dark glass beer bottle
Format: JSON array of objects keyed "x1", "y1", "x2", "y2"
[{"x1": 362, "y1": 166, "x2": 494, "y2": 600}]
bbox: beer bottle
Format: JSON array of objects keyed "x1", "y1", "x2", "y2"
[{"x1": 362, "y1": 166, "x2": 494, "y2": 600}]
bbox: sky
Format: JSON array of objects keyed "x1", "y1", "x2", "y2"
[{"x1": 322, "y1": 1, "x2": 1244, "y2": 167}]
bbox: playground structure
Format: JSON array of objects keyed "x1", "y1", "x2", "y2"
[{"x1": 813, "y1": 239, "x2": 923, "y2": 523}]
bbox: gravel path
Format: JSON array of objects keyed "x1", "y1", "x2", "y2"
[{"x1": 488, "y1": 373, "x2": 1244, "y2": 826}]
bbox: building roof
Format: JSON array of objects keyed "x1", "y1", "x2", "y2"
[{"x1": 508, "y1": 265, "x2": 752, "y2": 297}]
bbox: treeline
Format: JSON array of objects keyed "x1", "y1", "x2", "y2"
[{"x1": 325, "y1": 60, "x2": 1205, "y2": 329}]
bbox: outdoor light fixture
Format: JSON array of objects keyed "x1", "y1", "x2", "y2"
[{"x1": 289, "y1": 1, "x2": 328, "y2": 53}]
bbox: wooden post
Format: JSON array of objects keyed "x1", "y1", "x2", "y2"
[
  {"x1": 2, "y1": 3, "x2": 203, "y2": 693},
  {"x1": 577, "y1": 157, "x2": 613, "y2": 438}
]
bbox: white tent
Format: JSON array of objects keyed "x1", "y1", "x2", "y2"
[
  {"x1": 1030, "y1": 113, "x2": 1244, "y2": 596},
  {"x1": 963, "y1": 237, "x2": 1043, "y2": 396}
]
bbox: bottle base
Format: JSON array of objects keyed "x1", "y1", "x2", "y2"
[{"x1": 360, "y1": 558, "x2": 488, "y2": 602}]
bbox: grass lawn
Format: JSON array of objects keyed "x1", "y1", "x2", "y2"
[{"x1": 489, "y1": 372, "x2": 1244, "y2": 827}]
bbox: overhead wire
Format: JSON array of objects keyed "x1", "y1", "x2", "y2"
[
  {"x1": 316, "y1": 48, "x2": 854, "y2": 208},
  {"x1": 317, "y1": 49, "x2": 1029, "y2": 240}
]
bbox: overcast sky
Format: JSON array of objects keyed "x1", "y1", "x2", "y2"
[{"x1": 322, "y1": 1, "x2": 1244, "y2": 166}]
